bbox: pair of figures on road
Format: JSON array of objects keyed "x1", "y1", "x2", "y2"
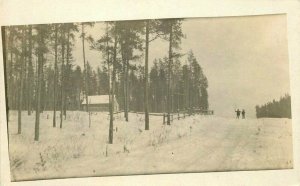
[{"x1": 235, "y1": 109, "x2": 245, "y2": 119}]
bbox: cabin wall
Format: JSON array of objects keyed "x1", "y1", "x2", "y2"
[{"x1": 81, "y1": 102, "x2": 119, "y2": 112}]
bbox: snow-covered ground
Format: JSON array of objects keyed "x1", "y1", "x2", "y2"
[{"x1": 7, "y1": 111, "x2": 293, "y2": 181}]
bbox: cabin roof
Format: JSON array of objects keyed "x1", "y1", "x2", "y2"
[{"x1": 82, "y1": 95, "x2": 116, "y2": 105}]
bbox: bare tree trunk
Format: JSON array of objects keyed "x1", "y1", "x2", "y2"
[
  {"x1": 122, "y1": 51, "x2": 126, "y2": 117},
  {"x1": 188, "y1": 60, "x2": 192, "y2": 109},
  {"x1": 18, "y1": 27, "x2": 26, "y2": 134},
  {"x1": 9, "y1": 42, "x2": 13, "y2": 111},
  {"x1": 2, "y1": 27, "x2": 9, "y2": 121},
  {"x1": 154, "y1": 86, "x2": 157, "y2": 112},
  {"x1": 106, "y1": 22, "x2": 111, "y2": 111},
  {"x1": 167, "y1": 23, "x2": 173, "y2": 125},
  {"x1": 144, "y1": 20, "x2": 150, "y2": 130},
  {"x1": 53, "y1": 25, "x2": 58, "y2": 127},
  {"x1": 64, "y1": 26, "x2": 71, "y2": 120},
  {"x1": 40, "y1": 57, "x2": 45, "y2": 114},
  {"x1": 27, "y1": 25, "x2": 33, "y2": 116},
  {"x1": 171, "y1": 71, "x2": 174, "y2": 113},
  {"x1": 81, "y1": 23, "x2": 91, "y2": 128},
  {"x1": 24, "y1": 50, "x2": 28, "y2": 115},
  {"x1": 109, "y1": 29, "x2": 118, "y2": 144},
  {"x1": 121, "y1": 42, "x2": 129, "y2": 121},
  {"x1": 60, "y1": 26, "x2": 65, "y2": 129},
  {"x1": 34, "y1": 27, "x2": 44, "y2": 141},
  {"x1": 125, "y1": 59, "x2": 129, "y2": 121},
  {"x1": 34, "y1": 59, "x2": 42, "y2": 141},
  {"x1": 7, "y1": 27, "x2": 14, "y2": 111}
]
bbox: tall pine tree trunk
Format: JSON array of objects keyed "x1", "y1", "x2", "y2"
[
  {"x1": 53, "y1": 24, "x2": 58, "y2": 127},
  {"x1": 60, "y1": 26, "x2": 65, "y2": 129},
  {"x1": 125, "y1": 59, "x2": 129, "y2": 121},
  {"x1": 18, "y1": 27, "x2": 26, "y2": 134},
  {"x1": 64, "y1": 26, "x2": 71, "y2": 119},
  {"x1": 35, "y1": 58, "x2": 42, "y2": 141},
  {"x1": 144, "y1": 20, "x2": 150, "y2": 130},
  {"x1": 122, "y1": 50, "x2": 126, "y2": 117},
  {"x1": 2, "y1": 27, "x2": 9, "y2": 121},
  {"x1": 34, "y1": 26, "x2": 45, "y2": 141},
  {"x1": 8, "y1": 27, "x2": 14, "y2": 111},
  {"x1": 121, "y1": 43, "x2": 129, "y2": 121},
  {"x1": 27, "y1": 25, "x2": 33, "y2": 116},
  {"x1": 188, "y1": 61, "x2": 192, "y2": 109},
  {"x1": 109, "y1": 29, "x2": 118, "y2": 144},
  {"x1": 167, "y1": 23, "x2": 173, "y2": 125},
  {"x1": 171, "y1": 68, "x2": 174, "y2": 113},
  {"x1": 23, "y1": 35, "x2": 28, "y2": 114},
  {"x1": 82, "y1": 23, "x2": 91, "y2": 127},
  {"x1": 23, "y1": 31, "x2": 28, "y2": 115},
  {"x1": 106, "y1": 23, "x2": 111, "y2": 113}
]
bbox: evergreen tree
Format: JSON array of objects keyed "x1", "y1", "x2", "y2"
[
  {"x1": 81, "y1": 22, "x2": 94, "y2": 127},
  {"x1": 187, "y1": 51, "x2": 208, "y2": 109},
  {"x1": 157, "y1": 19, "x2": 184, "y2": 125},
  {"x1": 60, "y1": 24, "x2": 66, "y2": 128},
  {"x1": 26, "y1": 25, "x2": 34, "y2": 116},
  {"x1": 143, "y1": 20, "x2": 165, "y2": 129},
  {"x1": 17, "y1": 26, "x2": 26, "y2": 134},
  {"x1": 34, "y1": 24, "x2": 50, "y2": 141},
  {"x1": 116, "y1": 20, "x2": 144, "y2": 122},
  {"x1": 51, "y1": 24, "x2": 59, "y2": 127},
  {"x1": 109, "y1": 22, "x2": 119, "y2": 144}
]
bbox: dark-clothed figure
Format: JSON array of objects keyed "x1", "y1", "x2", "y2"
[
  {"x1": 235, "y1": 109, "x2": 241, "y2": 119},
  {"x1": 242, "y1": 109, "x2": 245, "y2": 119}
]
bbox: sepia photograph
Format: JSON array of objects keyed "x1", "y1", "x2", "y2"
[{"x1": 0, "y1": 12, "x2": 295, "y2": 183}]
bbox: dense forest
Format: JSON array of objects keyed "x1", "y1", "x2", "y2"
[
  {"x1": 255, "y1": 94, "x2": 291, "y2": 119},
  {"x1": 2, "y1": 19, "x2": 209, "y2": 142}
]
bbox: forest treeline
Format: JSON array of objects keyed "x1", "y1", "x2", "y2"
[
  {"x1": 255, "y1": 94, "x2": 291, "y2": 119},
  {"x1": 2, "y1": 19, "x2": 209, "y2": 142},
  {"x1": 4, "y1": 53, "x2": 208, "y2": 113}
]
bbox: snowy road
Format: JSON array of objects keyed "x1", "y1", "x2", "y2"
[{"x1": 7, "y1": 111, "x2": 293, "y2": 181}]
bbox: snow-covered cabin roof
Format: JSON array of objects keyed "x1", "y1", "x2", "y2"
[{"x1": 82, "y1": 95, "x2": 116, "y2": 105}]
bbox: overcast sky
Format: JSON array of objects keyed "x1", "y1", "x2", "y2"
[{"x1": 72, "y1": 14, "x2": 290, "y2": 118}]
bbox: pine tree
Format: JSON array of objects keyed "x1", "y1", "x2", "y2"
[
  {"x1": 60, "y1": 24, "x2": 66, "y2": 128},
  {"x1": 116, "y1": 20, "x2": 144, "y2": 122},
  {"x1": 187, "y1": 51, "x2": 208, "y2": 109},
  {"x1": 17, "y1": 26, "x2": 26, "y2": 134},
  {"x1": 81, "y1": 23, "x2": 92, "y2": 127},
  {"x1": 35, "y1": 24, "x2": 49, "y2": 141},
  {"x1": 109, "y1": 22, "x2": 119, "y2": 144},
  {"x1": 52, "y1": 24, "x2": 59, "y2": 127},
  {"x1": 157, "y1": 19, "x2": 184, "y2": 125},
  {"x1": 64, "y1": 23, "x2": 78, "y2": 117},
  {"x1": 27, "y1": 25, "x2": 34, "y2": 116}
]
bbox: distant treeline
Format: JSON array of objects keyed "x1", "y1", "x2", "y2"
[
  {"x1": 255, "y1": 94, "x2": 291, "y2": 119},
  {"x1": 4, "y1": 50, "x2": 208, "y2": 113}
]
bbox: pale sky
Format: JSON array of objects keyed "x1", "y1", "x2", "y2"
[{"x1": 72, "y1": 14, "x2": 290, "y2": 118}]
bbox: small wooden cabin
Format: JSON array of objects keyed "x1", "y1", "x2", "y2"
[{"x1": 81, "y1": 95, "x2": 119, "y2": 112}]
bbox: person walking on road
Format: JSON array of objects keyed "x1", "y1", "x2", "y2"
[
  {"x1": 235, "y1": 109, "x2": 241, "y2": 119},
  {"x1": 242, "y1": 109, "x2": 246, "y2": 119}
]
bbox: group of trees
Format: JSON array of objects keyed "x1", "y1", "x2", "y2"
[
  {"x1": 255, "y1": 94, "x2": 291, "y2": 119},
  {"x1": 3, "y1": 23, "x2": 83, "y2": 140},
  {"x1": 147, "y1": 53, "x2": 208, "y2": 113},
  {"x1": 3, "y1": 19, "x2": 209, "y2": 143}
]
